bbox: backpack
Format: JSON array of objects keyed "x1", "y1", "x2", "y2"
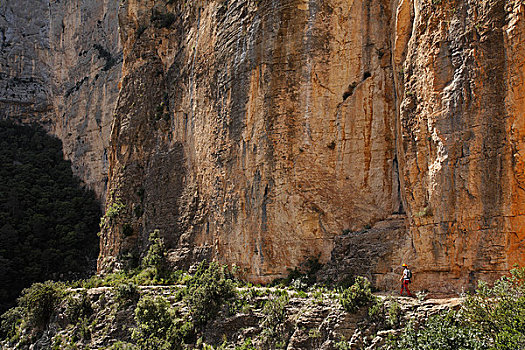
[{"x1": 406, "y1": 269, "x2": 412, "y2": 280}]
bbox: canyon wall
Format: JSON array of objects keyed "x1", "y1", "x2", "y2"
[
  {"x1": 0, "y1": 0, "x2": 53, "y2": 123},
  {"x1": 47, "y1": 0, "x2": 122, "y2": 200},
  {"x1": 0, "y1": 0, "x2": 121, "y2": 200},
  {"x1": 2, "y1": 0, "x2": 524, "y2": 293},
  {"x1": 100, "y1": 0, "x2": 525, "y2": 293},
  {"x1": 396, "y1": 0, "x2": 525, "y2": 292}
]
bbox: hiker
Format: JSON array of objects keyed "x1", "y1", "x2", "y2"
[{"x1": 400, "y1": 263, "x2": 413, "y2": 296}]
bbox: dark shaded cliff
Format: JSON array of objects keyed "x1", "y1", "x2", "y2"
[{"x1": 0, "y1": 0, "x2": 122, "y2": 200}]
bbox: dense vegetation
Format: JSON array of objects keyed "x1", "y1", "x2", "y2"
[
  {"x1": 1, "y1": 231, "x2": 311, "y2": 349},
  {"x1": 0, "y1": 121, "x2": 101, "y2": 315}
]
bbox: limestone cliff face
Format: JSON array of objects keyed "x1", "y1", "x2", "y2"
[
  {"x1": 394, "y1": 0, "x2": 525, "y2": 292},
  {"x1": 100, "y1": 0, "x2": 406, "y2": 284},
  {"x1": 0, "y1": 0, "x2": 121, "y2": 200},
  {"x1": 2, "y1": 0, "x2": 524, "y2": 293},
  {"x1": 100, "y1": 0, "x2": 525, "y2": 292},
  {"x1": 48, "y1": 0, "x2": 122, "y2": 200}
]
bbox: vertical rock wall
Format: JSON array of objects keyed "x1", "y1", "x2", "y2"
[
  {"x1": 101, "y1": 0, "x2": 525, "y2": 292},
  {"x1": 395, "y1": 0, "x2": 525, "y2": 292},
  {"x1": 101, "y1": 0, "x2": 403, "y2": 283},
  {"x1": 48, "y1": 0, "x2": 122, "y2": 200},
  {"x1": 0, "y1": 0, "x2": 53, "y2": 122},
  {"x1": 3, "y1": 0, "x2": 523, "y2": 293}
]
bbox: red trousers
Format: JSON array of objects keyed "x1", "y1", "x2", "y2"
[{"x1": 400, "y1": 279, "x2": 412, "y2": 296}]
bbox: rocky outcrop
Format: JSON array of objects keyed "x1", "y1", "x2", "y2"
[
  {"x1": 317, "y1": 215, "x2": 411, "y2": 291},
  {"x1": 1, "y1": 284, "x2": 462, "y2": 350},
  {"x1": 0, "y1": 0, "x2": 122, "y2": 200}
]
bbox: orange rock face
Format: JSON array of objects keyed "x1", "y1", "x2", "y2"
[
  {"x1": 99, "y1": 0, "x2": 525, "y2": 292},
  {"x1": 395, "y1": 0, "x2": 525, "y2": 292},
  {"x1": 100, "y1": 0, "x2": 402, "y2": 283}
]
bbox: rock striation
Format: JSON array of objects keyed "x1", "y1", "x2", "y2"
[
  {"x1": 99, "y1": 0, "x2": 525, "y2": 293},
  {"x1": 100, "y1": 0, "x2": 404, "y2": 285},
  {"x1": 396, "y1": 0, "x2": 525, "y2": 292},
  {"x1": 48, "y1": 0, "x2": 122, "y2": 200}
]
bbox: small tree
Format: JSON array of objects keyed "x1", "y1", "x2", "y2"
[
  {"x1": 260, "y1": 293, "x2": 289, "y2": 347},
  {"x1": 132, "y1": 296, "x2": 175, "y2": 350},
  {"x1": 18, "y1": 281, "x2": 65, "y2": 332},
  {"x1": 185, "y1": 261, "x2": 235, "y2": 327},
  {"x1": 142, "y1": 229, "x2": 167, "y2": 280}
]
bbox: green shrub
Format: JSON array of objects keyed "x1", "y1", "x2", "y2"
[
  {"x1": 272, "y1": 257, "x2": 323, "y2": 290},
  {"x1": 132, "y1": 295, "x2": 176, "y2": 350},
  {"x1": 106, "y1": 200, "x2": 125, "y2": 220},
  {"x1": 385, "y1": 267, "x2": 525, "y2": 349},
  {"x1": 368, "y1": 298, "x2": 386, "y2": 325},
  {"x1": 77, "y1": 316, "x2": 92, "y2": 341},
  {"x1": 115, "y1": 282, "x2": 139, "y2": 306},
  {"x1": 132, "y1": 294, "x2": 194, "y2": 350},
  {"x1": 387, "y1": 300, "x2": 402, "y2": 328},
  {"x1": 235, "y1": 338, "x2": 256, "y2": 350},
  {"x1": 17, "y1": 281, "x2": 66, "y2": 331},
  {"x1": 260, "y1": 293, "x2": 289, "y2": 346},
  {"x1": 339, "y1": 276, "x2": 376, "y2": 313},
  {"x1": 100, "y1": 199, "x2": 125, "y2": 228},
  {"x1": 0, "y1": 306, "x2": 23, "y2": 341},
  {"x1": 106, "y1": 341, "x2": 137, "y2": 349},
  {"x1": 185, "y1": 261, "x2": 235, "y2": 327},
  {"x1": 1, "y1": 281, "x2": 66, "y2": 342},
  {"x1": 383, "y1": 312, "x2": 486, "y2": 350},
  {"x1": 142, "y1": 229, "x2": 168, "y2": 280},
  {"x1": 459, "y1": 267, "x2": 525, "y2": 349},
  {"x1": 334, "y1": 337, "x2": 352, "y2": 350}
]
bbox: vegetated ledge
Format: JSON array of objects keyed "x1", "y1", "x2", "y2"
[
  {"x1": 0, "y1": 277, "x2": 456, "y2": 349},
  {"x1": 3, "y1": 262, "x2": 524, "y2": 350}
]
